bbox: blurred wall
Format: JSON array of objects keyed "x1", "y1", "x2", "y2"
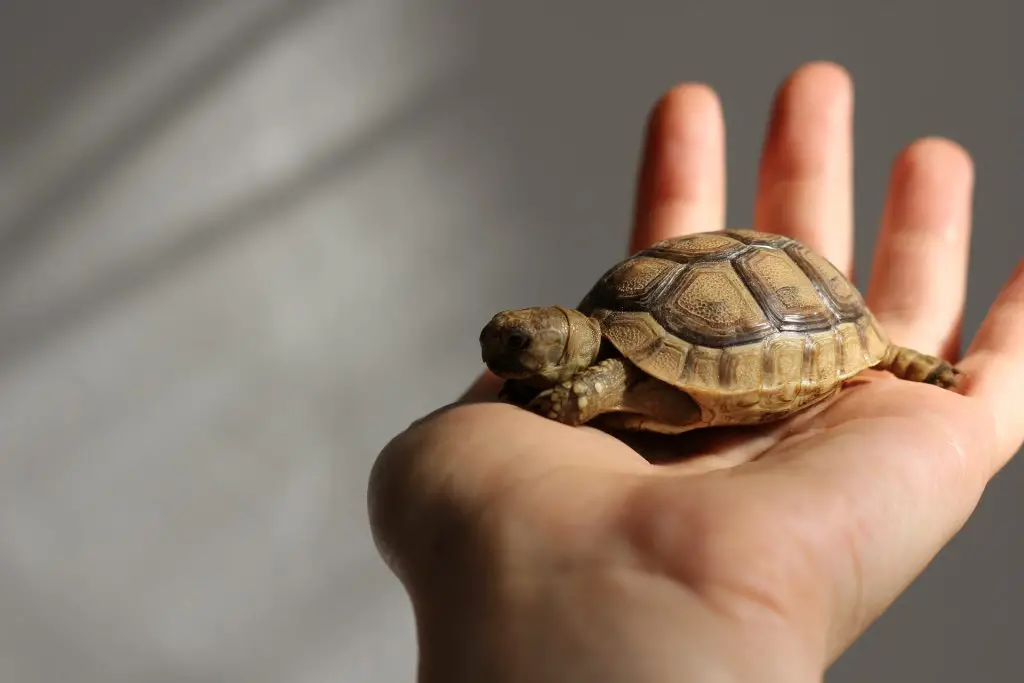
[{"x1": 0, "y1": 1, "x2": 1015, "y2": 681}]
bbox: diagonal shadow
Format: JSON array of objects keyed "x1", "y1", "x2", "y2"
[
  {"x1": 0, "y1": 73, "x2": 468, "y2": 375},
  {"x1": 0, "y1": 0, "x2": 203, "y2": 153},
  {"x1": 0, "y1": 0, "x2": 333, "y2": 287}
]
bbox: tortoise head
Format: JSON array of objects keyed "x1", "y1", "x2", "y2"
[{"x1": 479, "y1": 306, "x2": 602, "y2": 383}]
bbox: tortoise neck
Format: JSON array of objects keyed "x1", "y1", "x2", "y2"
[{"x1": 556, "y1": 307, "x2": 602, "y2": 373}]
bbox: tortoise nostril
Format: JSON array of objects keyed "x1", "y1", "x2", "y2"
[{"x1": 480, "y1": 322, "x2": 501, "y2": 343}]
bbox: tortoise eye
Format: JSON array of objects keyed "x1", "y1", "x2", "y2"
[{"x1": 505, "y1": 331, "x2": 530, "y2": 350}]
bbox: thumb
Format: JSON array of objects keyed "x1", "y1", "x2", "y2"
[{"x1": 367, "y1": 401, "x2": 643, "y2": 596}]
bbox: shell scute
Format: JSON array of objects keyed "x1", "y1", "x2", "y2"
[{"x1": 581, "y1": 231, "x2": 885, "y2": 414}]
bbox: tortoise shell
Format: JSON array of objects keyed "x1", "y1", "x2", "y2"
[{"x1": 576, "y1": 229, "x2": 891, "y2": 423}]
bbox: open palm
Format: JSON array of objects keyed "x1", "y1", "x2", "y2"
[{"x1": 369, "y1": 63, "x2": 1024, "y2": 679}]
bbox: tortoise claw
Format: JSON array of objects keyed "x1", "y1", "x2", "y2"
[
  {"x1": 926, "y1": 364, "x2": 965, "y2": 392},
  {"x1": 527, "y1": 381, "x2": 584, "y2": 426}
]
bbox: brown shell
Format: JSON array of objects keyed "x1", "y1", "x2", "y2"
[{"x1": 577, "y1": 230, "x2": 890, "y2": 423}]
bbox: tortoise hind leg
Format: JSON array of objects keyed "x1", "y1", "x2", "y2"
[
  {"x1": 876, "y1": 345, "x2": 963, "y2": 391},
  {"x1": 526, "y1": 357, "x2": 702, "y2": 429}
]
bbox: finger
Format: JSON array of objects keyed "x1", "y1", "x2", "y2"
[
  {"x1": 368, "y1": 402, "x2": 646, "y2": 585},
  {"x1": 866, "y1": 138, "x2": 974, "y2": 359},
  {"x1": 630, "y1": 83, "x2": 725, "y2": 253},
  {"x1": 470, "y1": 86, "x2": 725, "y2": 403},
  {"x1": 957, "y1": 258, "x2": 1024, "y2": 469},
  {"x1": 754, "y1": 61, "x2": 854, "y2": 275}
]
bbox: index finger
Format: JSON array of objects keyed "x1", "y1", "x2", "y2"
[
  {"x1": 465, "y1": 84, "x2": 727, "y2": 403},
  {"x1": 630, "y1": 83, "x2": 726, "y2": 253}
]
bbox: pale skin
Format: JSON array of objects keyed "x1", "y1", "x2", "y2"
[{"x1": 368, "y1": 62, "x2": 1024, "y2": 682}]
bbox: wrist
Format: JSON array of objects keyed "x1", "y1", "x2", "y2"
[{"x1": 411, "y1": 555, "x2": 823, "y2": 683}]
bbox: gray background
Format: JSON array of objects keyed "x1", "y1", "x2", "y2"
[{"x1": 0, "y1": 1, "x2": 1016, "y2": 681}]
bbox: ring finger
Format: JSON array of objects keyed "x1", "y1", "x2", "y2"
[{"x1": 866, "y1": 137, "x2": 974, "y2": 360}]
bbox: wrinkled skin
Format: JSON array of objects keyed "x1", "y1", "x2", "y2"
[{"x1": 368, "y1": 62, "x2": 1024, "y2": 683}]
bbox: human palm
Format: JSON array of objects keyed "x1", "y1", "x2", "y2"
[{"x1": 369, "y1": 63, "x2": 1024, "y2": 681}]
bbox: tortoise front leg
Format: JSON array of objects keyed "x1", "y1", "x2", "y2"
[
  {"x1": 877, "y1": 345, "x2": 963, "y2": 391},
  {"x1": 526, "y1": 357, "x2": 703, "y2": 429},
  {"x1": 526, "y1": 358, "x2": 635, "y2": 426}
]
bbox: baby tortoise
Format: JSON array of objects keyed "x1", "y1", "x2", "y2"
[{"x1": 480, "y1": 229, "x2": 962, "y2": 434}]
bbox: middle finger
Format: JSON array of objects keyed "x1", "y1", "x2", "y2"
[{"x1": 754, "y1": 62, "x2": 855, "y2": 275}]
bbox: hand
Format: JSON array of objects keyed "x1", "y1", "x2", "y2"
[{"x1": 367, "y1": 62, "x2": 1024, "y2": 682}]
